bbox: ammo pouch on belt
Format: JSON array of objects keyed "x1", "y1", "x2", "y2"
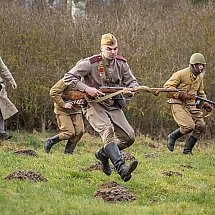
[{"x1": 113, "y1": 93, "x2": 126, "y2": 109}]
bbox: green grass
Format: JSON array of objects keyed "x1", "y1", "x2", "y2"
[{"x1": 0, "y1": 131, "x2": 214, "y2": 215}]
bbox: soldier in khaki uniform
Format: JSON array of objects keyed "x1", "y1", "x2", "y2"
[
  {"x1": 63, "y1": 33, "x2": 139, "y2": 182},
  {"x1": 164, "y1": 53, "x2": 213, "y2": 154},
  {"x1": 0, "y1": 56, "x2": 18, "y2": 141},
  {"x1": 44, "y1": 78, "x2": 84, "y2": 154}
]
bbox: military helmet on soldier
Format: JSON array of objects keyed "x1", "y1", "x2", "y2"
[{"x1": 189, "y1": 53, "x2": 206, "y2": 65}]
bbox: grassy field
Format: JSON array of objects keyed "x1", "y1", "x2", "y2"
[{"x1": 0, "y1": 131, "x2": 214, "y2": 215}]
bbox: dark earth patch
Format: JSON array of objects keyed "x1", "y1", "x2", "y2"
[
  {"x1": 161, "y1": 170, "x2": 182, "y2": 176},
  {"x1": 94, "y1": 181, "x2": 136, "y2": 202},
  {"x1": 141, "y1": 142, "x2": 159, "y2": 148},
  {"x1": 179, "y1": 164, "x2": 195, "y2": 169},
  {"x1": 81, "y1": 162, "x2": 115, "y2": 172},
  {"x1": 121, "y1": 151, "x2": 136, "y2": 161},
  {"x1": 143, "y1": 153, "x2": 158, "y2": 158},
  {"x1": 82, "y1": 152, "x2": 135, "y2": 172},
  {"x1": 4, "y1": 170, "x2": 48, "y2": 182},
  {"x1": 14, "y1": 149, "x2": 39, "y2": 157}
]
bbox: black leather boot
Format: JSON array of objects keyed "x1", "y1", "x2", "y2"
[
  {"x1": 183, "y1": 136, "x2": 197, "y2": 155},
  {"x1": 105, "y1": 142, "x2": 138, "y2": 182},
  {"x1": 64, "y1": 139, "x2": 76, "y2": 154},
  {"x1": 167, "y1": 129, "x2": 183, "y2": 152},
  {"x1": 0, "y1": 133, "x2": 12, "y2": 141},
  {"x1": 44, "y1": 135, "x2": 61, "y2": 153},
  {"x1": 95, "y1": 147, "x2": 112, "y2": 176}
]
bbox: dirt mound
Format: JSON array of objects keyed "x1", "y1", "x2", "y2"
[
  {"x1": 82, "y1": 162, "x2": 115, "y2": 172},
  {"x1": 161, "y1": 170, "x2": 182, "y2": 177},
  {"x1": 82, "y1": 151, "x2": 135, "y2": 173},
  {"x1": 179, "y1": 164, "x2": 194, "y2": 169},
  {"x1": 82, "y1": 152, "x2": 135, "y2": 172},
  {"x1": 121, "y1": 151, "x2": 136, "y2": 161},
  {"x1": 14, "y1": 149, "x2": 39, "y2": 157},
  {"x1": 94, "y1": 181, "x2": 136, "y2": 202},
  {"x1": 4, "y1": 170, "x2": 48, "y2": 182},
  {"x1": 142, "y1": 142, "x2": 159, "y2": 148},
  {"x1": 143, "y1": 153, "x2": 158, "y2": 158}
]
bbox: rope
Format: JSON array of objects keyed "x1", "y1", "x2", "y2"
[{"x1": 92, "y1": 85, "x2": 156, "y2": 103}]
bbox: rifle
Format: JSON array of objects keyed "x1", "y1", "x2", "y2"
[
  {"x1": 68, "y1": 86, "x2": 136, "y2": 101},
  {"x1": 188, "y1": 93, "x2": 215, "y2": 108},
  {"x1": 68, "y1": 86, "x2": 183, "y2": 101},
  {"x1": 152, "y1": 88, "x2": 215, "y2": 108},
  {"x1": 68, "y1": 86, "x2": 215, "y2": 109}
]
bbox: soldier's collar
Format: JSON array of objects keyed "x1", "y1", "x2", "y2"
[{"x1": 101, "y1": 54, "x2": 114, "y2": 66}]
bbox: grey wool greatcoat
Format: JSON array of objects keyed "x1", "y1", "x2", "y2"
[
  {"x1": 0, "y1": 57, "x2": 18, "y2": 120},
  {"x1": 64, "y1": 54, "x2": 139, "y2": 149}
]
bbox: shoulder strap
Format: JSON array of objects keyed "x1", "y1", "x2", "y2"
[
  {"x1": 116, "y1": 55, "x2": 127, "y2": 62},
  {"x1": 89, "y1": 55, "x2": 102, "y2": 64}
]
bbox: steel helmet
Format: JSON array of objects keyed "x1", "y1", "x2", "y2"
[{"x1": 189, "y1": 53, "x2": 206, "y2": 65}]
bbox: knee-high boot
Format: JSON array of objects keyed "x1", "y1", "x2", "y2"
[
  {"x1": 105, "y1": 142, "x2": 138, "y2": 182},
  {"x1": 95, "y1": 147, "x2": 112, "y2": 176},
  {"x1": 183, "y1": 135, "x2": 197, "y2": 155},
  {"x1": 167, "y1": 128, "x2": 183, "y2": 151},
  {"x1": 44, "y1": 135, "x2": 61, "y2": 153},
  {"x1": 64, "y1": 139, "x2": 77, "y2": 154}
]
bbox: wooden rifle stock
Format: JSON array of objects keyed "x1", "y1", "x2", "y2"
[
  {"x1": 69, "y1": 87, "x2": 134, "y2": 100},
  {"x1": 69, "y1": 91, "x2": 88, "y2": 100}
]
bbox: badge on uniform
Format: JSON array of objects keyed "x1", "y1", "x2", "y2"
[{"x1": 99, "y1": 63, "x2": 105, "y2": 77}]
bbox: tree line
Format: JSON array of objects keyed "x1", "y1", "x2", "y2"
[{"x1": 0, "y1": 0, "x2": 215, "y2": 138}]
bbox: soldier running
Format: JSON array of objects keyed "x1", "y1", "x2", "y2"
[
  {"x1": 63, "y1": 33, "x2": 139, "y2": 181},
  {"x1": 164, "y1": 53, "x2": 213, "y2": 155}
]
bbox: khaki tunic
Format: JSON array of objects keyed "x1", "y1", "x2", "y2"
[
  {"x1": 164, "y1": 67, "x2": 206, "y2": 138},
  {"x1": 50, "y1": 79, "x2": 84, "y2": 141},
  {"x1": 64, "y1": 54, "x2": 139, "y2": 148},
  {"x1": 0, "y1": 57, "x2": 18, "y2": 120}
]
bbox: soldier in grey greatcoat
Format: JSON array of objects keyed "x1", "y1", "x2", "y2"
[
  {"x1": 0, "y1": 56, "x2": 18, "y2": 141},
  {"x1": 164, "y1": 53, "x2": 213, "y2": 155},
  {"x1": 63, "y1": 33, "x2": 139, "y2": 182}
]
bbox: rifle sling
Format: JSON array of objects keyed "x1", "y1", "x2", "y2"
[
  {"x1": 91, "y1": 86, "x2": 154, "y2": 103},
  {"x1": 92, "y1": 89, "x2": 125, "y2": 103}
]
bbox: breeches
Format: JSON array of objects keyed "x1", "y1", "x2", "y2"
[
  {"x1": 171, "y1": 104, "x2": 205, "y2": 138},
  {"x1": 84, "y1": 103, "x2": 135, "y2": 149},
  {"x1": 56, "y1": 113, "x2": 84, "y2": 143}
]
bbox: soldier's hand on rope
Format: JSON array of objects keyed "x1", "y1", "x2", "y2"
[
  {"x1": 122, "y1": 89, "x2": 134, "y2": 97},
  {"x1": 85, "y1": 86, "x2": 105, "y2": 97}
]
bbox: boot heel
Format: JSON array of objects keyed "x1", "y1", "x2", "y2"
[{"x1": 121, "y1": 160, "x2": 138, "y2": 182}]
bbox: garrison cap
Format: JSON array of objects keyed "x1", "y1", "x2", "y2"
[{"x1": 101, "y1": 33, "x2": 117, "y2": 46}]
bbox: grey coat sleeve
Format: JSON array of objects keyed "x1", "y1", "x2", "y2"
[
  {"x1": 63, "y1": 59, "x2": 91, "y2": 92},
  {"x1": 122, "y1": 62, "x2": 139, "y2": 88}
]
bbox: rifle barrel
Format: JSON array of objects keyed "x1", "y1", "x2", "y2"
[
  {"x1": 100, "y1": 86, "x2": 124, "y2": 90},
  {"x1": 192, "y1": 95, "x2": 215, "y2": 105},
  {"x1": 151, "y1": 88, "x2": 181, "y2": 92}
]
